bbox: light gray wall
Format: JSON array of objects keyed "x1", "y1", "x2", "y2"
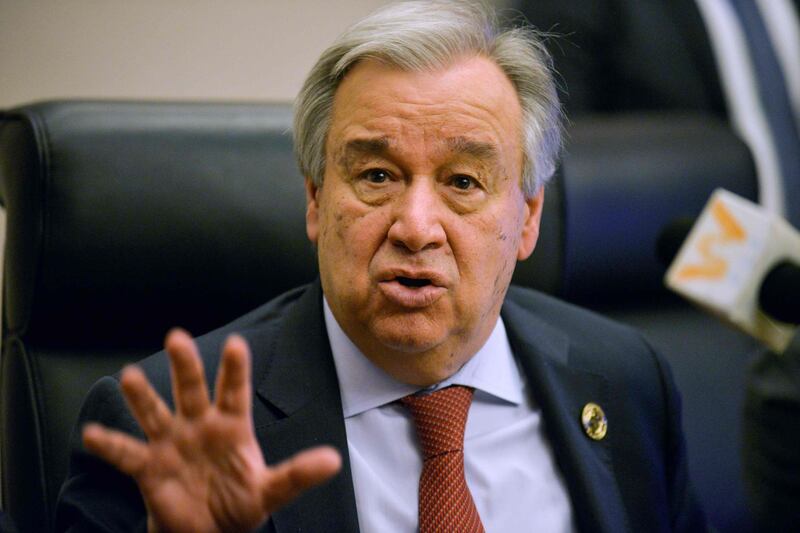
[{"x1": 0, "y1": 0, "x2": 394, "y2": 107}]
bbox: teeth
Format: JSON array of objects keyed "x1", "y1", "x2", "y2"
[{"x1": 397, "y1": 277, "x2": 431, "y2": 288}]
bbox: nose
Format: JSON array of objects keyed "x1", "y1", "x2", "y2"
[{"x1": 387, "y1": 179, "x2": 446, "y2": 252}]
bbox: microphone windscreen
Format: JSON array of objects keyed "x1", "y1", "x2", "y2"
[
  {"x1": 656, "y1": 217, "x2": 694, "y2": 268},
  {"x1": 665, "y1": 188, "x2": 799, "y2": 352},
  {"x1": 759, "y1": 261, "x2": 800, "y2": 325}
]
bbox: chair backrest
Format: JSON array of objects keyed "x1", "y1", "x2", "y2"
[
  {"x1": 0, "y1": 101, "x2": 760, "y2": 532},
  {"x1": 0, "y1": 101, "x2": 319, "y2": 532}
]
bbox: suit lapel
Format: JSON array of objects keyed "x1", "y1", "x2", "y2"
[
  {"x1": 251, "y1": 282, "x2": 360, "y2": 533},
  {"x1": 245, "y1": 283, "x2": 630, "y2": 531},
  {"x1": 502, "y1": 297, "x2": 629, "y2": 533}
]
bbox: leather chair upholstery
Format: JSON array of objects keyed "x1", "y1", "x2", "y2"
[
  {"x1": 0, "y1": 101, "x2": 759, "y2": 532},
  {"x1": 0, "y1": 101, "x2": 320, "y2": 532}
]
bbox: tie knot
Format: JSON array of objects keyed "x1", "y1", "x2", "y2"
[{"x1": 400, "y1": 385, "x2": 474, "y2": 460}]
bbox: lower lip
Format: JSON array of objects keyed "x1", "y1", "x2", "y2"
[{"x1": 378, "y1": 280, "x2": 446, "y2": 308}]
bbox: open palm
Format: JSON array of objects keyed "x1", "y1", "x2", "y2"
[{"x1": 82, "y1": 329, "x2": 341, "y2": 533}]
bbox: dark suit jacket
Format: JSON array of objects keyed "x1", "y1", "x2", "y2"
[{"x1": 56, "y1": 282, "x2": 705, "y2": 532}]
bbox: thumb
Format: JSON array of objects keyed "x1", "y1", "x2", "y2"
[{"x1": 260, "y1": 446, "x2": 342, "y2": 513}]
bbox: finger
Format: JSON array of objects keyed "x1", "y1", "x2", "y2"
[
  {"x1": 165, "y1": 328, "x2": 211, "y2": 419},
  {"x1": 83, "y1": 423, "x2": 151, "y2": 477},
  {"x1": 214, "y1": 334, "x2": 252, "y2": 416},
  {"x1": 120, "y1": 365, "x2": 174, "y2": 440},
  {"x1": 261, "y1": 446, "x2": 342, "y2": 513}
]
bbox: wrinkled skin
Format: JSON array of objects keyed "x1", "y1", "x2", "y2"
[{"x1": 307, "y1": 56, "x2": 543, "y2": 386}]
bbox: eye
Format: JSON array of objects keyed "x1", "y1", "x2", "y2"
[
  {"x1": 362, "y1": 169, "x2": 391, "y2": 183},
  {"x1": 450, "y1": 174, "x2": 477, "y2": 190}
]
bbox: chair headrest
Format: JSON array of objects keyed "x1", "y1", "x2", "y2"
[
  {"x1": 557, "y1": 113, "x2": 758, "y2": 304},
  {"x1": 0, "y1": 101, "x2": 317, "y2": 348}
]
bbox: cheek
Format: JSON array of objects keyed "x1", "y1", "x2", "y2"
[
  {"x1": 464, "y1": 209, "x2": 522, "y2": 260},
  {"x1": 330, "y1": 209, "x2": 347, "y2": 242},
  {"x1": 459, "y1": 209, "x2": 522, "y2": 292},
  {"x1": 319, "y1": 196, "x2": 387, "y2": 260},
  {"x1": 319, "y1": 190, "x2": 355, "y2": 240}
]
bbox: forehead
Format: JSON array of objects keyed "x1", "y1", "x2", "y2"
[{"x1": 327, "y1": 56, "x2": 523, "y2": 162}]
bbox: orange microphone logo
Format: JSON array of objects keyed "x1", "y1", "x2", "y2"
[{"x1": 676, "y1": 199, "x2": 747, "y2": 281}]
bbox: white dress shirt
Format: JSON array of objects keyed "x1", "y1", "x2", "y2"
[{"x1": 323, "y1": 298, "x2": 575, "y2": 533}]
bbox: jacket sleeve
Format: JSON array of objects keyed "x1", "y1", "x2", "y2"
[
  {"x1": 645, "y1": 335, "x2": 708, "y2": 532},
  {"x1": 54, "y1": 376, "x2": 149, "y2": 533}
]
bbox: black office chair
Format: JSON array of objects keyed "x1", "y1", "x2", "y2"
[
  {"x1": 0, "y1": 101, "x2": 322, "y2": 532},
  {"x1": 0, "y1": 101, "x2": 760, "y2": 532}
]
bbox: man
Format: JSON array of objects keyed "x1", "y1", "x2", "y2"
[{"x1": 56, "y1": 1, "x2": 705, "y2": 531}]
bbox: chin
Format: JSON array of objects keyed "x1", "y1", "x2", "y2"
[
  {"x1": 374, "y1": 328, "x2": 443, "y2": 354},
  {"x1": 364, "y1": 315, "x2": 473, "y2": 386},
  {"x1": 374, "y1": 336, "x2": 464, "y2": 386}
]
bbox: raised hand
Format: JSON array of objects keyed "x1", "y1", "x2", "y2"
[{"x1": 82, "y1": 329, "x2": 342, "y2": 533}]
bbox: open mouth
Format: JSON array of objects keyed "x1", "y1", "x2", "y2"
[
  {"x1": 379, "y1": 274, "x2": 445, "y2": 307},
  {"x1": 396, "y1": 276, "x2": 432, "y2": 288}
]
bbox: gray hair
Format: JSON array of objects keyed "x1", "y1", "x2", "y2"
[{"x1": 293, "y1": 0, "x2": 563, "y2": 197}]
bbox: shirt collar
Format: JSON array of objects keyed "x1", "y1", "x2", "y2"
[{"x1": 323, "y1": 297, "x2": 524, "y2": 418}]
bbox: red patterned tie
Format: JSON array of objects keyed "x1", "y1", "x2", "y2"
[{"x1": 401, "y1": 386, "x2": 485, "y2": 533}]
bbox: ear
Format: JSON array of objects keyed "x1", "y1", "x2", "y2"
[
  {"x1": 517, "y1": 188, "x2": 545, "y2": 260},
  {"x1": 305, "y1": 178, "x2": 321, "y2": 245}
]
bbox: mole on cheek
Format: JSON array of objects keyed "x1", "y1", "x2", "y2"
[{"x1": 335, "y1": 221, "x2": 347, "y2": 239}]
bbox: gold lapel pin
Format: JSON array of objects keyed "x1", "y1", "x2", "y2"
[{"x1": 581, "y1": 402, "x2": 608, "y2": 440}]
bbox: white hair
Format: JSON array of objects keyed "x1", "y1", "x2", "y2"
[{"x1": 293, "y1": 0, "x2": 563, "y2": 197}]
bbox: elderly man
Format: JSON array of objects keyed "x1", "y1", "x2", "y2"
[{"x1": 56, "y1": 1, "x2": 705, "y2": 532}]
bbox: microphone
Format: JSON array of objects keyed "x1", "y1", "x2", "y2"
[
  {"x1": 759, "y1": 262, "x2": 800, "y2": 325},
  {"x1": 658, "y1": 219, "x2": 800, "y2": 325},
  {"x1": 663, "y1": 189, "x2": 800, "y2": 353}
]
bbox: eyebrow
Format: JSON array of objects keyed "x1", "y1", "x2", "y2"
[
  {"x1": 336, "y1": 135, "x2": 500, "y2": 171},
  {"x1": 445, "y1": 136, "x2": 499, "y2": 163},
  {"x1": 338, "y1": 137, "x2": 391, "y2": 170}
]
